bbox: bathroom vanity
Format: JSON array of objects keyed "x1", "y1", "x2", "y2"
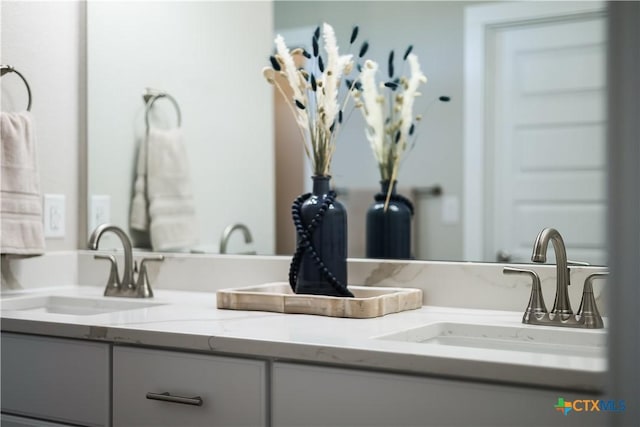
[{"x1": 1, "y1": 252, "x2": 608, "y2": 426}]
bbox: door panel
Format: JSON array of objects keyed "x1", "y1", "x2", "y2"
[{"x1": 490, "y1": 16, "x2": 606, "y2": 264}]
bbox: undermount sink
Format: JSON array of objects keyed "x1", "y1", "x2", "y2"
[
  {"x1": 0, "y1": 295, "x2": 164, "y2": 316},
  {"x1": 375, "y1": 322, "x2": 606, "y2": 358}
]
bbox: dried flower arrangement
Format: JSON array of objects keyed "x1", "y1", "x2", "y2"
[
  {"x1": 355, "y1": 47, "x2": 426, "y2": 182},
  {"x1": 351, "y1": 47, "x2": 448, "y2": 207},
  {"x1": 263, "y1": 24, "x2": 366, "y2": 176}
]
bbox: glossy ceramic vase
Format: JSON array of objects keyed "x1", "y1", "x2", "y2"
[
  {"x1": 294, "y1": 175, "x2": 349, "y2": 296},
  {"x1": 366, "y1": 180, "x2": 412, "y2": 259}
]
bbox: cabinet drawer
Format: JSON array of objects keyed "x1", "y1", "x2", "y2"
[
  {"x1": 273, "y1": 362, "x2": 602, "y2": 427},
  {"x1": 113, "y1": 346, "x2": 267, "y2": 427},
  {"x1": 0, "y1": 333, "x2": 110, "y2": 426}
]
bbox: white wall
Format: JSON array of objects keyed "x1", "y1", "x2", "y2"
[
  {"x1": 3, "y1": 1, "x2": 275, "y2": 255},
  {"x1": 275, "y1": 1, "x2": 483, "y2": 260},
  {"x1": 87, "y1": 1, "x2": 275, "y2": 254},
  {"x1": 1, "y1": 0, "x2": 85, "y2": 252}
]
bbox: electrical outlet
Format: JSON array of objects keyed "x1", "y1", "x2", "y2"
[
  {"x1": 43, "y1": 194, "x2": 65, "y2": 238},
  {"x1": 89, "y1": 195, "x2": 111, "y2": 234}
]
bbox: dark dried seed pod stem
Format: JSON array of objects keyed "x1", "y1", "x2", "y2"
[
  {"x1": 403, "y1": 45, "x2": 413, "y2": 60},
  {"x1": 359, "y1": 41, "x2": 369, "y2": 58},
  {"x1": 311, "y1": 74, "x2": 317, "y2": 91},
  {"x1": 388, "y1": 50, "x2": 395, "y2": 78},
  {"x1": 312, "y1": 36, "x2": 319, "y2": 57},
  {"x1": 318, "y1": 56, "x2": 325, "y2": 72},
  {"x1": 295, "y1": 99, "x2": 306, "y2": 110},
  {"x1": 269, "y1": 56, "x2": 281, "y2": 71},
  {"x1": 350, "y1": 26, "x2": 359, "y2": 44},
  {"x1": 345, "y1": 78, "x2": 361, "y2": 91}
]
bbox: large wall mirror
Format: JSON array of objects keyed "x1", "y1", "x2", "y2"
[{"x1": 87, "y1": 1, "x2": 607, "y2": 264}]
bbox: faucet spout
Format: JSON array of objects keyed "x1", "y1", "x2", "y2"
[
  {"x1": 531, "y1": 227, "x2": 572, "y2": 317},
  {"x1": 219, "y1": 223, "x2": 253, "y2": 254},
  {"x1": 88, "y1": 224, "x2": 134, "y2": 289}
]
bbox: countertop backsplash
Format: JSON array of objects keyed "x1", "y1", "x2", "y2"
[
  {"x1": 1, "y1": 250, "x2": 608, "y2": 315},
  {"x1": 1, "y1": 251, "x2": 78, "y2": 291}
]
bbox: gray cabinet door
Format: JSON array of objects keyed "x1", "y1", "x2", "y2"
[
  {"x1": 1, "y1": 333, "x2": 110, "y2": 426},
  {"x1": 272, "y1": 362, "x2": 603, "y2": 427},
  {"x1": 1, "y1": 413, "x2": 78, "y2": 427}
]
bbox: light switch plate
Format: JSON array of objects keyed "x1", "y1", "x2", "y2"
[
  {"x1": 441, "y1": 195, "x2": 460, "y2": 225},
  {"x1": 43, "y1": 194, "x2": 65, "y2": 238}
]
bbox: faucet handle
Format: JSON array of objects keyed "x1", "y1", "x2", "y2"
[
  {"x1": 138, "y1": 255, "x2": 165, "y2": 264},
  {"x1": 503, "y1": 267, "x2": 547, "y2": 323},
  {"x1": 568, "y1": 260, "x2": 590, "y2": 266},
  {"x1": 134, "y1": 255, "x2": 165, "y2": 298},
  {"x1": 563, "y1": 260, "x2": 590, "y2": 287},
  {"x1": 576, "y1": 271, "x2": 607, "y2": 329},
  {"x1": 94, "y1": 254, "x2": 121, "y2": 296}
]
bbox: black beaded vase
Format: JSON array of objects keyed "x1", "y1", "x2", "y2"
[
  {"x1": 289, "y1": 175, "x2": 351, "y2": 297},
  {"x1": 366, "y1": 180, "x2": 413, "y2": 259}
]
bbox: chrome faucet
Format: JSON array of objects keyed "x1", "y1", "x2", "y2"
[
  {"x1": 219, "y1": 223, "x2": 255, "y2": 255},
  {"x1": 89, "y1": 224, "x2": 134, "y2": 296},
  {"x1": 88, "y1": 224, "x2": 163, "y2": 298},
  {"x1": 502, "y1": 227, "x2": 606, "y2": 329},
  {"x1": 531, "y1": 228, "x2": 572, "y2": 318}
]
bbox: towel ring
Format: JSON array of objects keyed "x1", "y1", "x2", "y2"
[
  {"x1": 143, "y1": 90, "x2": 182, "y2": 134},
  {"x1": 1, "y1": 65, "x2": 32, "y2": 111}
]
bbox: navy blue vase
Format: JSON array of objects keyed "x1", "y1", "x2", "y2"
[
  {"x1": 366, "y1": 180, "x2": 412, "y2": 259},
  {"x1": 295, "y1": 176, "x2": 349, "y2": 296}
]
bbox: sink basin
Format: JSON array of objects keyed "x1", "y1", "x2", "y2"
[
  {"x1": 375, "y1": 322, "x2": 606, "y2": 357},
  {"x1": 1, "y1": 295, "x2": 164, "y2": 316}
]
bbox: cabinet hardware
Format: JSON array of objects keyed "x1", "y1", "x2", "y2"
[{"x1": 146, "y1": 392, "x2": 203, "y2": 406}]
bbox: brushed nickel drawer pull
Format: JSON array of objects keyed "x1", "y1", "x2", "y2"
[{"x1": 146, "y1": 391, "x2": 203, "y2": 406}]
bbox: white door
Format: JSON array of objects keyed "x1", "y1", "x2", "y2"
[{"x1": 488, "y1": 16, "x2": 606, "y2": 264}]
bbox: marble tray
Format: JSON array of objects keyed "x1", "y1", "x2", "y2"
[{"x1": 216, "y1": 282, "x2": 423, "y2": 318}]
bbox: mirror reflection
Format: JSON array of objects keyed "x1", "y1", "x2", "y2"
[{"x1": 87, "y1": 1, "x2": 607, "y2": 264}]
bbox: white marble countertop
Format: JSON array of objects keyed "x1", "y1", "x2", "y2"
[{"x1": 0, "y1": 285, "x2": 606, "y2": 393}]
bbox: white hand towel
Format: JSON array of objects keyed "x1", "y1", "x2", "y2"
[
  {"x1": 130, "y1": 135, "x2": 149, "y2": 231},
  {"x1": 130, "y1": 128, "x2": 198, "y2": 251},
  {"x1": 1, "y1": 112, "x2": 45, "y2": 255}
]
